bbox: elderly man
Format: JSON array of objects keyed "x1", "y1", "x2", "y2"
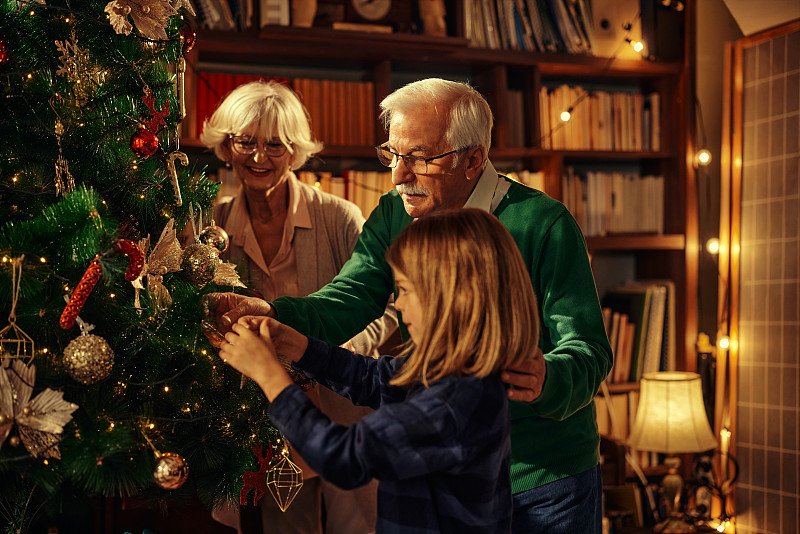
[{"x1": 207, "y1": 78, "x2": 612, "y2": 533}]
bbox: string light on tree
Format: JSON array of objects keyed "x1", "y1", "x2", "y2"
[
  {"x1": 706, "y1": 238, "x2": 720, "y2": 255},
  {"x1": 560, "y1": 109, "x2": 572, "y2": 122}
]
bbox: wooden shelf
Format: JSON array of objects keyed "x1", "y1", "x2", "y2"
[
  {"x1": 586, "y1": 235, "x2": 686, "y2": 251},
  {"x1": 194, "y1": 26, "x2": 680, "y2": 81}
]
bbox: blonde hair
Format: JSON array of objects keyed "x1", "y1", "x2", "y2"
[
  {"x1": 386, "y1": 208, "x2": 539, "y2": 387},
  {"x1": 199, "y1": 80, "x2": 323, "y2": 169}
]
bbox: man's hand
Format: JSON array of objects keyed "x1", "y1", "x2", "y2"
[
  {"x1": 502, "y1": 347, "x2": 546, "y2": 402},
  {"x1": 202, "y1": 292, "x2": 274, "y2": 344}
]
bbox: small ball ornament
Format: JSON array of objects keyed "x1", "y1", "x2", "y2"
[
  {"x1": 63, "y1": 334, "x2": 115, "y2": 385},
  {"x1": 180, "y1": 20, "x2": 197, "y2": 53},
  {"x1": 153, "y1": 452, "x2": 189, "y2": 490},
  {"x1": 131, "y1": 128, "x2": 159, "y2": 158},
  {"x1": 180, "y1": 243, "x2": 221, "y2": 286},
  {"x1": 198, "y1": 225, "x2": 230, "y2": 253}
]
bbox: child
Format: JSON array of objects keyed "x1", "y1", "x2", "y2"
[{"x1": 219, "y1": 208, "x2": 540, "y2": 533}]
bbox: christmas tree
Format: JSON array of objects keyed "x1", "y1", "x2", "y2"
[{"x1": 0, "y1": 1, "x2": 290, "y2": 530}]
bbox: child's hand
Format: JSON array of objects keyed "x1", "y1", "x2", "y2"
[
  {"x1": 236, "y1": 316, "x2": 309, "y2": 365},
  {"x1": 219, "y1": 321, "x2": 293, "y2": 401}
]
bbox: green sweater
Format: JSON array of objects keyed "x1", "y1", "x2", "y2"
[{"x1": 273, "y1": 177, "x2": 613, "y2": 493}]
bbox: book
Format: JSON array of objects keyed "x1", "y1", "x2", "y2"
[{"x1": 602, "y1": 284, "x2": 652, "y2": 382}]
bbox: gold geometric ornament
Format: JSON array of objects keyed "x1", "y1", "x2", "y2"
[
  {"x1": 0, "y1": 256, "x2": 34, "y2": 363},
  {"x1": 266, "y1": 441, "x2": 303, "y2": 512}
]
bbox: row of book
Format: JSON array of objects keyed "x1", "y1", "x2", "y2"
[
  {"x1": 465, "y1": 0, "x2": 588, "y2": 53},
  {"x1": 291, "y1": 78, "x2": 376, "y2": 148},
  {"x1": 601, "y1": 279, "x2": 676, "y2": 386},
  {"x1": 192, "y1": 0, "x2": 255, "y2": 31},
  {"x1": 191, "y1": 0, "x2": 298, "y2": 31},
  {"x1": 561, "y1": 169, "x2": 664, "y2": 237},
  {"x1": 193, "y1": 72, "x2": 376, "y2": 148},
  {"x1": 539, "y1": 85, "x2": 661, "y2": 151},
  {"x1": 464, "y1": 0, "x2": 644, "y2": 57}
]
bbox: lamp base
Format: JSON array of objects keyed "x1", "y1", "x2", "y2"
[{"x1": 654, "y1": 514, "x2": 695, "y2": 534}]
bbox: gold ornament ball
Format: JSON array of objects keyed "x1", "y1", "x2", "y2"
[
  {"x1": 153, "y1": 452, "x2": 189, "y2": 490},
  {"x1": 180, "y1": 243, "x2": 221, "y2": 286},
  {"x1": 63, "y1": 334, "x2": 115, "y2": 385},
  {"x1": 9, "y1": 436, "x2": 20, "y2": 447},
  {"x1": 198, "y1": 225, "x2": 230, "y2": 254}
]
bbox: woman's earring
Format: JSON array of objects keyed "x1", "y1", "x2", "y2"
[{"x1": 225, "y1": 161, "x2": 232, "y2": 168}]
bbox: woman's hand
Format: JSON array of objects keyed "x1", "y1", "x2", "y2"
[
  {"x1": 202, "y1": 293, "x2": 274, "y2": 347},
  {"x1": 218, "y1": 321, "x2": 293, "y2": 401}
]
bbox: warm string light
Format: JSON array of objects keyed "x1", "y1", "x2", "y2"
[
  {"x1": 696, "y1": 148, "x2": 712, "y2": 166},
  {"x1": 706, "y1": 238, "x2": 720, "y2": 254},
  {"x1": 626, "y1": 38, "x2": 645, "y2": 53}
]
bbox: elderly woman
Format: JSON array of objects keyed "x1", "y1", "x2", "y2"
[{"x1": 200, "y1": 80, "x2": 396, "y2": 534}]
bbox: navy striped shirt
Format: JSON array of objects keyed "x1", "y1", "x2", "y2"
[{"x1": 268, "y1": 337, "x2": 513, "y2": 533}]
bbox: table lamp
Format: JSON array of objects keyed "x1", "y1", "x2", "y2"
[{"x1": 628, "y1": 372, "x2": 718, "y2": 533}]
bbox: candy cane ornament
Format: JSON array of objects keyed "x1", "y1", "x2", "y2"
[
  {"x1": 166, "y1": 151, "x2": 188, "y2": 206},
  {"x1": 60, "y1": 255, "x2": 102, "y2": 329},
  {"x1": 113, "y1": 239, "x2": 145, "y2": 281},
  {"x1": 59, "y1": 240, "x2": 145, "y2": 329}
]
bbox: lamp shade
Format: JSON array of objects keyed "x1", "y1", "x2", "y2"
[{"x1": 628, "y1": 372, "x2": 718, "y2": 454}]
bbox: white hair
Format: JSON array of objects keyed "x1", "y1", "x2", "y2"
[
  {"x1": 199, "y1": 80, "x2": 322, "y2": 169},
  {"x1": 379, "y1": 78, "x2": 493, "y2": 165}
]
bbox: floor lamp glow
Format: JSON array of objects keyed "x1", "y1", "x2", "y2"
[{"x1": 628, "y1": 372, "x2": 718, "y2": 533}]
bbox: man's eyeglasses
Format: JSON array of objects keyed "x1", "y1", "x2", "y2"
[
  {"x1": 375, "y1": 144, "x2": 469, "y2": 174},
  {"x1": 229, "y1": 135, "x2": 289, "y2": 157}
]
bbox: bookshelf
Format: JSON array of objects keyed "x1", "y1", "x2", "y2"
[{"x1": 181, "y1": 0, "x2": 698, "y2": 383}]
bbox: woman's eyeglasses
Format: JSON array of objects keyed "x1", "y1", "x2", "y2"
[{"x1": 229, "y1": 135, "x2": 289, "y2": 157}]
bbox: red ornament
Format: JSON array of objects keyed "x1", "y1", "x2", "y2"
[
  {"x1": 131, "y1": 128, "x2": 159, "y2": 158},
  {"x1": 0, "y1": 39, "x2": 7, "y2": 65},
  {"x1": 141, "y1": 87, "x2": 170, "y2": 133},
  {"x1": 180, "y1": 20, "x2": 197, "y2": 54},
  {"x1": 60, "y1": 255, "x2": 103, "y2": 329},
  {"x1": 240, "y1": 444, "x2": 273, "y2": 506},
  {"x1": 113, "y1": 239, "x2": 145, "y2": 281}
]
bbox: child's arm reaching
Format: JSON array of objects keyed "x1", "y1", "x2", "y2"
[{"x1": 218, "y1": 321, "x2": 293, "y2": 402}]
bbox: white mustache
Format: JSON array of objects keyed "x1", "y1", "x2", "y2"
[{"x1": 396, "y1": 184, "x2": 430, "y2": 196}]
